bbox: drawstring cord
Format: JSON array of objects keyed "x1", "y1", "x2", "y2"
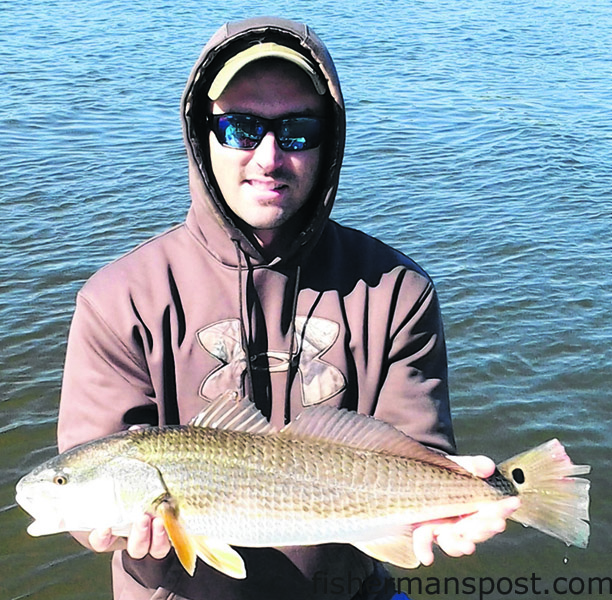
[
  {"x1": 284, "y1": 263, "x2": 302, "y2": 424},
  {"x1": 233, "y1": 240, "x2": 302, "y2": 424},
  {"x1": 234, "y1": 241, "x2": 255, "y2": 401}
]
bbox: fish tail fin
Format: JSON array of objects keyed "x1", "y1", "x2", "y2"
[{"x1": 498, "y1": 439, "x2": 591, "y2": 548}]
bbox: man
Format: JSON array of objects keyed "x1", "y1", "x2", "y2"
[{"x1": 58, "y1": 17, "x2": 518, "y2": 600}]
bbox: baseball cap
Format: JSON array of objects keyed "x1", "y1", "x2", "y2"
[{"x1": 207, "y1": 42, "x2": 326, "y2": 100}]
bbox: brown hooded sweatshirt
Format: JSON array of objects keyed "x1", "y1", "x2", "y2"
[{"x1": 58, "y1": 16, "x2": 455, "y2": 600}]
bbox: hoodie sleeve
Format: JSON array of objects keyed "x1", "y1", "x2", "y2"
[
  {"x1": 368, "y1": 269, "x2": 456, "y2": 455},
  {"x1": 57, "y1": 290, "x2": 157, "y2": 453}
]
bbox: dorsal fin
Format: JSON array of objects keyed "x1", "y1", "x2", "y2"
[
  {"x1": 189, "y1": 392, "x2": 276, "y2": 435},
  {"x1": 281, "y1": 406, "x2": 470, "y2": 475}
]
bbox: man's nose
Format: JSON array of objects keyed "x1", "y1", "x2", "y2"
[{"x1": 253, "y1": 131, "x2": 284, "y2": 171}]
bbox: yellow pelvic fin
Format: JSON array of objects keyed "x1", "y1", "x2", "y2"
[
  {"x1": 353, "y1": 529, "x2": 419, "y2": 570},
  {"x1": 156, "y1": 500, "x2": 246, "y2": 579},
  {"x1": 191, "y1": 536, "x2": 247, "y2": 579}
]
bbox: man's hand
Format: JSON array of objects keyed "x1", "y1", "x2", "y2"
[
  {"x1": 81, "y1": 514, "x2": 171, "y2": 560},
  {"x1": 412, "y1": 455, "x2": 521, "y2": 566}
]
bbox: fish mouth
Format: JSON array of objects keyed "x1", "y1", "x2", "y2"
[
  {"x1": 26, "y1": 517, "x2": 67, "y2": 536},
  {"x1": 15, "y1": 488, "x2": 35, "y2": 515},
  {"x1": 16, "y1": 489, "x2": 66, "y2": 537}
]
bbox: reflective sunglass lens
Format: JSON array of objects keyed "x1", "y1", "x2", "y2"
[
  {"x1": 212, "y1": 114, "x2": 324, "y2": 151},
  {"x1": 278, "y1": 118, "x2": 322, "y2": 151},
  {"x1": 217, "y1": 115, "x2": 261, "y2": 149}
]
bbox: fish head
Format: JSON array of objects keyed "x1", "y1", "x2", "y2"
[
  {"x1": 16, "y1": 431, "x2": 167, "y2": 537},
  {"x1": 15, "y1": 462, "x2": 106, "y2": 536}
]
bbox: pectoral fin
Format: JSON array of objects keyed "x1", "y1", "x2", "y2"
[
  {"x1": 157, "y1": 500, "x2": 197, "y2": 576},
  {"x1": 156, "y1": 500, "x2": 246, "y2": 579},
  {"x1": 353, "y1": 528, "x2": 420, "y2": 570}
]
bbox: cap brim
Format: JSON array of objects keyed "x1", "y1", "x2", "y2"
[{"x1": 208, "y1": 42, "x2": 326, "y2": 100}]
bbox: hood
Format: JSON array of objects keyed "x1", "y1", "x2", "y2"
[{"x1": 181, "y1": 17, "x2": 346, "y2": 268}]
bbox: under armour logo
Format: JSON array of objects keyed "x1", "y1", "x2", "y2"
[{"x1": 196, "y1": 316, "x2": 345, "y2": 406}]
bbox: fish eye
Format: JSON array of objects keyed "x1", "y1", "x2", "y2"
[{"x1": 53, "y1": 475, "x2": 68, "y2": 486}]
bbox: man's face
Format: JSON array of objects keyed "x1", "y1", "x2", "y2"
[{"x1": 208, "y1": 62, "x2": 325, "y2": 246}]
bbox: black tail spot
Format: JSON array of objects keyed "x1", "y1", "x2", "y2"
[{"x1": 512, "y1": 468, "x2": 525, "y2": 484}]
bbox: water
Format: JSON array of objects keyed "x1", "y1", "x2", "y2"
[{"x1": 2, "y1": 1, "x2": 611, "y2": 598}]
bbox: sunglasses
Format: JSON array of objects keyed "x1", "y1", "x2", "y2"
[{"x1": 209, "y1": 113, "x2": 325, "y2": 152}]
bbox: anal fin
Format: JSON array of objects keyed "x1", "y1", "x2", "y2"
[{"x1": 353, "y1": 528, "x2": 420, "y2": 570}]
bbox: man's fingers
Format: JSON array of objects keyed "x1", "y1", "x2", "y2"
[
  {"x1": 127, "y1": 514, "x2": 154, "y2": 559},
  {"x1": 125, "y1": 514, "x2": 171, "y2": 560},
  {"x1": 434, "y1": 525, "x2": 476, "y2": 557},
  {"x1": 83, "y1": 515, "x2": 170, "y2": 559},
  {"x1": 412, "y1": 496, "x2": 521, "y2": 564},
  {"x1": 88, "y1": 527, "x2": 126, "y2": 553},
  {"x1": 448, "y1": 454, "x2": 496, "y2": 478},
  {"x1": 411, "y1": 454, "x2": 522, "y2": 567},
  {"x1": 149, "y1": 517, "x2": 171, "y2": 559},
  {"x1": 89, "y1": 528, "x2": 114, "y2": 552},
  {"x1": 412, "y1": 523, "x2": 436, "y2": 566},
  {"x1": 88, "y1": 527, "x2": 114, "y2": 552}
]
